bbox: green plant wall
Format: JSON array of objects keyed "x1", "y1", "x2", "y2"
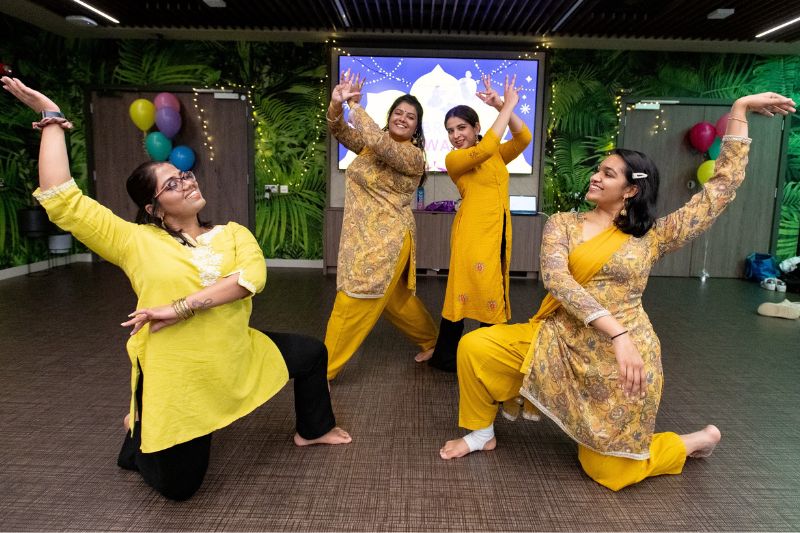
[{"x1": 1, "y1": 13, "x2": 798, "y2": 268}]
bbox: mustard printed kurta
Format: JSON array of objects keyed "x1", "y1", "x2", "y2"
[
  {"x1": 520, "y1": 136, "x2": 751, "y2": 460},
  {"x1": 329, "y1": 103, "x2": 425, "y2": 298},
  {"x1": 442, "y1": 127, "x2": 532, "y2": 323},
  {"x1": 34, "y1": 180, "x2": 289, "y2": 453}
]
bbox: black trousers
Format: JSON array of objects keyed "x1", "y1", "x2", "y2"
[{"x1": 117, "y1": 331, "x2": 335, "y2": 501}]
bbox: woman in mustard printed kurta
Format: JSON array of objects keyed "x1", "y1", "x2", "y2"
[
  {"x1": 426, "y1": 75, "x2": 532, "y2": 372},
  {"x1": 438, "y1": 92, "x2": 796, "y2": 491},
  {"x1": 3, "y1": 76, "x2": 351, "y2": 502},
  {"x1": 325, "y1": 70, "x2": 437, "y2": 380}
]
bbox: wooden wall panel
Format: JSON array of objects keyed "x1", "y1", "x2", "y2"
[
  {"x1": 323, "y1": 208, "x2": 541, "y2": 277},
  {"x1": 88, "y1": 90, "x2": 253, "y2": 229},
  {"x1": 620, "y1": 101, "x2": 786, "y2": 278}
]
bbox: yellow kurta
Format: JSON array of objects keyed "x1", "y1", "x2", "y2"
[
  {"x1": 520, "y1": 136, "x2": 751, "y2": 459},
  {"x1": 442, "y1": 126, "x2": 532, "y2": 323},
  {"x1": 329, "y1": 103, "x2": 425, "y2": 298},
  {"x1": 34, "y1": 180, "x2": 289, "y2": 453}
]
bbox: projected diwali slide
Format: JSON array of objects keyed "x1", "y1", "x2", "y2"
[{"x1": 337, "y1": 55, "x2": 540, "y2": 174}]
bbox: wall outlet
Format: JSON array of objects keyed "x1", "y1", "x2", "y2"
[{"x1": 279, "y1": 185, "x2": 289, "y2": 194}]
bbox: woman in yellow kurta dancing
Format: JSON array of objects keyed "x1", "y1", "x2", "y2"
[
  {"x1": 423, "y1": 75, "x2": 532, "y2": 372},
  {"x1": 2, "y1": 76, "x2": 351, "y2": 501},
  {"x1": 439, "y1": 91, "x2": 795, "y2": 491},
  {"x1": 325, "y1": 71, "x2": 437, "y2": 380}
]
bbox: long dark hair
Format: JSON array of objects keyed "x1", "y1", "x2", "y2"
[
  {"x1": 384, "y1": 94, "x2": 428, "y2": 185},
  {"x1": 125, "y1": 161, "x2": 211, "y2": 247},
  {"x1": 609, "y1": 148, "x2": 660, "y2": 237},
  {"x1": 444, "y1": 105, "x2": 483, "y2": 143}
]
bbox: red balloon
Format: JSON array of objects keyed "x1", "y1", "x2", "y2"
[
  {"x1": 689, "y1": 122, "x2": 716, "y2": 152},
  {"x1": 153, "y1": 92, "x2": 181, "y2": 112},
  {"x1": 715, "y1": 113, "x2": 730, "y2": 137}
]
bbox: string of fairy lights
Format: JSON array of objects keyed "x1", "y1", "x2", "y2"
[
  {"x1": 193, "y1": 68, "x2": 328, "y2": 196},
  {"x1": 190, "y1": 90, "x2": 217, "y2": 162}
]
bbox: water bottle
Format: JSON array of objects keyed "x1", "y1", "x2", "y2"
[{"x1": 416, "y1": 186, "x2": 425, "y2": 210}]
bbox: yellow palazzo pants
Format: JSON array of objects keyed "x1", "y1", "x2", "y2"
[
  {"x1": 457, "y1": 323, "x2": 687, "y2": 491},
  {"x1": 325, "y1": 233, "x2": 438, "y2": 380}
]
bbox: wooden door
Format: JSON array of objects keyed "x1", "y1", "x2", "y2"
[
  {"x1": 88, "y1": 90, "x2": 253, "y2": 229},
  {"x1": 619, "y1": 101, "x2": 786, "y2": 278}
]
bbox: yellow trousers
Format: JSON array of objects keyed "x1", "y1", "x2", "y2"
[
  {"x1": 457, "y1": 322, "x2": 687, "y2": 491},
  {"x1": 325, "y1": 234, "x2": 437, "y2": 380}
]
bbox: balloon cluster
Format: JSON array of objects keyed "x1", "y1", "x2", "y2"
[
  {"x1": 128, "y1": 93, "x2": 195, "y2": 171},
  {"x1": 688, "y1": 113, "x2": 729, "y2": 185}
]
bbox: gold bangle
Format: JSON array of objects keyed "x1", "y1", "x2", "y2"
[
  {"x1": 727, "y1": 115, "x2": 748, "y2": 124},
  {"x1": 172, "y1": 297, "x2": 194, "y2": 320},
  {"x1": 326, "y1": 105, "x2": 343, "y2": 123}
]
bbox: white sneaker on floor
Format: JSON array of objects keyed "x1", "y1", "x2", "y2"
[{"x1": 757, "y1": 299, "x2": 800, "y2": 320}]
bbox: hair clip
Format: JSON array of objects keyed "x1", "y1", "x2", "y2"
[{"x1": 632, "y1": 172, "x2": 648, "y2": 180}]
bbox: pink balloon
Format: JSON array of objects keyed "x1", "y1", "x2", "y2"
[
  {"x1": 153, "y1": 92, "x2": 181, "y2": 112},
  {"x1": 715, "y1": 112, "x2": 730, "y2": 137},
  {"x1": 689, "y1": 122, "x2": 716, "y2": 152}
]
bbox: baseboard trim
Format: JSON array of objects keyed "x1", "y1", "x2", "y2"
[{"x1": 0, "y1": 253, "x2": 94, "y2": 281}]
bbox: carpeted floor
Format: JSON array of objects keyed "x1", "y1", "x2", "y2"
[{"x1": 0, "y1": 263, "x2": 798, "y2": 531}]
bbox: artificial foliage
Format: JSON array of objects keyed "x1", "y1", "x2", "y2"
[{"x1": 1, "y1": 13, "x2": 798, "y2": 268}]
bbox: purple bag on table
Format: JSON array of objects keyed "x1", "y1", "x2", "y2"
[{"x1": 424, "y1": 200, "x2": 457, "y2": 212}]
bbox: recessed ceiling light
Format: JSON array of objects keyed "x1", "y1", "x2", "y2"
[
  {"x1": 202, "y1": 0, "x2": 227, "y2": 7},
  {"x1": 756, "y1": 14, "x2": 800, "y2": 38},
  {"x1": 65, "y1": 15, "x2": 98, "y2": 26},
  {"x1": 71, "y1": 0, "x2": 119, "y2": 24},
  {"x1": 707, "y1": 8, "x2": 734, "y2": 20}
]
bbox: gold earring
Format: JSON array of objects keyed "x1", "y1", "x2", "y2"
[{"x1": 620, "y1": 198, "x2": 628, "y2": 217}]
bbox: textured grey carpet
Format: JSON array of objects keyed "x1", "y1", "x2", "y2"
[{"x1": 0, "y1": 263, "x2": 798, "y2": 531}]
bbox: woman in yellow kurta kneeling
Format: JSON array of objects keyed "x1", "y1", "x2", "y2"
[
  {"x1": 438, "y1": 91, "x2": 796, "y2": 491},
  {"x1": 3, "y1": 76, "x2": 351, "y2": 502},
  {"x1": 422, "y1": 75, "x2": 531, "y2": 373},
  {"x1": 324, "y1": 71, "x2": 438, "y2": 381}
]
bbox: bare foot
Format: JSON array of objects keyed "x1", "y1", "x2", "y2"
[
  {"x1": 415, "y1": 348, "x2": 434, "y2": 362},
  {"x1": 123, "y1": 414, "x2": 130, "y2": 431},
  {"x1": 681, "y1": 425, "x2": 721, "y2": 458},
  {"x1": 439, "y1": 436, "x2": 496, "y2": 460},
  {"x1": 294, "y1": 427, "x2": 352, "y2": 446}
]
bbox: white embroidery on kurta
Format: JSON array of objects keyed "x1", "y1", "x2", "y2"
[
  {"x1": 191, "y1": 226, "x2": 224, "y2": 287},
  {"x1": 33, "y1": 179, "x2": 77, "y2": 201}
]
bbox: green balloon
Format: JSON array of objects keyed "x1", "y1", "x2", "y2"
[
  {"x1": 707, "y1": 137, "x2": 722, "y2": 159},
  {"x1": 144, "y1": 131, "x2": 172, "y2": 162}
]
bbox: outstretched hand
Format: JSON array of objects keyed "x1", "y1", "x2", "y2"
[
  {"x1": 476, "y1": 74, "x2": 520, "y2": 111},
  {"x1": 121, "y1": 305, "x2": 180, "y2": 335},
  {"x1": 331, "y1": 69, "x2": 365, "y2": 106},
  {"x1": 1, "y1": 76, "x2": 60, "y2": 113},
  {"x1": 738, "y1": 92, "x2": 796, "y2": 117}
]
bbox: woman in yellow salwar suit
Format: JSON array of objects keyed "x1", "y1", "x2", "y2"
[
  {"x1": 325, "y1": 71, "x2": 438, "y2": 380},
  {"x1": 2, "y1": 76, "x2": 351, "y2": 502},
  {"x1": 439, "y1": 91, "x2": 795, "y2": 491},
  {"x1": 423, "y1": 75, "x2": 531, "y2": 372}
]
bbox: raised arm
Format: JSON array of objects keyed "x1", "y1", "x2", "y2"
[
  {"x1": 653, "y1": 92, "x2": 795, "y2": 257},
  {"x1": 477, "y1": 75, "x2": 525, "y2": 146},
  {"x1": 3, "y1": 76, "x2": 136, "y2": 265},
  {"x1": 2, "y1": 77, "x2": 71, "y2": 191},
  {"x1": 327, "y1": 70, "x2": 365, "y2": 154}
]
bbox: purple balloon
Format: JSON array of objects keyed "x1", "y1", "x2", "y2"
[
  {"x1": 155, "y1": 107, "x2": 182, "y2": 139},
  {"x1": 689, "y1": 122, "x2": 716, "y2": 153},
  {"x1": 153, "y1": 92, "x2": 181, "y2": 112}
]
